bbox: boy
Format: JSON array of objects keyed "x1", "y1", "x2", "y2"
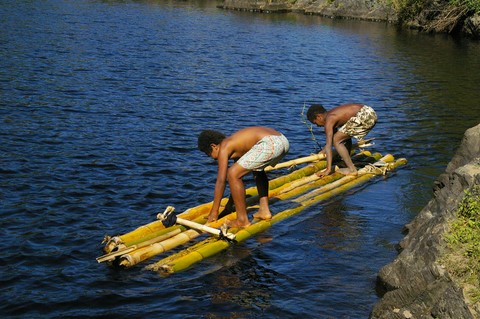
[
  {"x1": 306, "y1": 103, "x2": 377, "y2": 177},
  {"x1": 198, "y1": 127, "x2": 289, "y2": 228}
]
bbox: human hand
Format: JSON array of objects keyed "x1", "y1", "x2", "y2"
[
  {"x1": 316, "y1": 168, "x2": 331, "y2": 177},
  {"x1": 206, "y1": 211, "x2": 218, "y2": 224}
]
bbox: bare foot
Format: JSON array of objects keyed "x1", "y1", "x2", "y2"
[
  {"x1": 226, "y1": 219, "x2": 251, "y2": 228},
  {"x1": 252, "y1": 210, "x2": 272, "y2": 220},
  {"x1": 338, "y1": 168, "x2": 358, "y2": 176},
  {"x1": 205, "y1": 214, "x2": 218, "y2": 224}
]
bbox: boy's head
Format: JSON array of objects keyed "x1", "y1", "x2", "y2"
[
  {"x1": 306, "y1": 104, "x2": 327, "y2": 123},
  {"x1": 198, "y1": 130, "x2": 226, "y2": 156}
]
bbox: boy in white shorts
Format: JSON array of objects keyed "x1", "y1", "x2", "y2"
[{"x1": 198, "y1": 127, "x2": 289, "y2": 228}]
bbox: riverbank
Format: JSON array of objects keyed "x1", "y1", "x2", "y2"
[
  {"x1": 370, "y1": 124, "x2": 480, "y2": 318},
  {"x1": 218, "y1": 0, "x2": 480, "y2": 38}
]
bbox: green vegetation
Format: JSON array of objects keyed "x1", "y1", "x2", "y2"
[
  {"x1": 392, "y1": 0, "x2": 479, "y2": 33},
  {"x1": 443, "y1": 184, "x2": 480, "y2": 307},
  {"x1": 451, "y1": 0, "x2": 480, "y2": 13},
  {"x1": 391, "y1": 0, "x2": 423, "y2": 20}
]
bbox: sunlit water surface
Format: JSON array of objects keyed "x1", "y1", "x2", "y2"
[{"x1": 1, "y1": 0, "x2": 479, "y2": 318}]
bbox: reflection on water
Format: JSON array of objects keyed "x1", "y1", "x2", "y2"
[
  {"x1": 312, "y1": 200, "x2": 366, "y2": 251},
  {"x1": 208, "y1": 253, "x2": 277, "y2": 312},
  {"x1": 1, "y1": 0, "x2": 480, "y2": 318}
]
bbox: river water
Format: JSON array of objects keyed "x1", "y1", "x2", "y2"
[{"x1": 1, "y1": 0, "x2": 479, "y2": 318}]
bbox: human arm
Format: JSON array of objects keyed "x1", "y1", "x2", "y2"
[
  {"x1": 316, "y1": 120, "x2": 335, "y2": 177},
  {"x1": 207, "y1": 147, "x2": 229, "y2": 223}
]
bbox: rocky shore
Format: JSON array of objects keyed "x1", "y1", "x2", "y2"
[
  {"x1": 218, "y1": 0, "x2": 480, "y2": 38},
  {"x1": 370, "y1": 124, "x2": 480, "y2": 318}
]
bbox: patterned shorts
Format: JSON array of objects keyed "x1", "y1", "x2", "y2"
[
  {"x1": 237, "y1": 134, "x2": 290, "y2": 171},
  {"x1": 338, "y1": 105, "x2": 377, "y2": 140}
]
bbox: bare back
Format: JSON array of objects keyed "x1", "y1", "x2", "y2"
[
  {"x1": 325, "y1": 103, "x2": 364, "y2": 128},
  {"x1": 221, "y1": 126, "x2": 281, "y2": 160}
]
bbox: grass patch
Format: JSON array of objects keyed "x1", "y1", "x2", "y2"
[
  {"x1": 451, "y1": 0, "x2": 480, "y2": 13},
  {"x1": 442, "y1": 184, "x2": 480, "y2": 308}
]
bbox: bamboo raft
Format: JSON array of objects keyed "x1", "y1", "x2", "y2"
[{"x1": 97, "y1": 149, "x2": 407, "y2": 275}]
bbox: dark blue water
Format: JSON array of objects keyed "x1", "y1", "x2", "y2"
[{"x1": 1, "y1": 0, "x2": 479, "y2": 318}]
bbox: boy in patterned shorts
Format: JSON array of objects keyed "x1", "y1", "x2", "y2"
[
  {"x1": 307, "y1": 103, "x2": 377, "y2": 177},
  {"x1": 198, "y1": 127, "x2": 289, "y2": 228}
]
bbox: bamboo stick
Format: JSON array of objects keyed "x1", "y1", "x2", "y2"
[
  {"x1": 264, "y1": 153, "x2": 326, "y2": 171},
  {"x1": 115, "y1": 214, "x2": 236, "y2": 268},
  {"x1": 273, "y1": 173, "x2": 344, "y2": 201},
  {"x1": 292, "y1": 154, "x2": 394, "y2": 204},
  {"x1": 96, "y1": 228, "x2": 182, "y2": 263},
  {"x1": 102, "y1": 198, "x2": 230, "y2": 253},
  {"x1": 296, "y1": 157, "x2": 406, "y2": 209},
  {"x1": 146, "y1": 219, "x2": 276, "y2": 273},
  {"x1": 145, "y1": 237, "x2": 219, "y2": 271},
  {"x1": 265, "y1": 142, "x2": 374, "y2": 172},
  {"x1": 117, "y1": 229, "x2": 200, "y2": 268},
  {"x1": 270, "y1": 151, "x2": 381, "y2": 200}
]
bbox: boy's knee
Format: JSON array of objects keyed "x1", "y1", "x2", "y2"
[
  {"x1": 334, "y1": 140, "x2": 346, "y2": 148},
  {"x1": 227, "y1": 166, "x2": 243, "y2": 181}
]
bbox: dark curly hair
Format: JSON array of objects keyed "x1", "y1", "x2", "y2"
[
  {"x1": 198, "y1": 130, "x2": 226, "y2": 155},
  {"x1": 306, "y1": 104, "x2": 327, "y2": 122}
]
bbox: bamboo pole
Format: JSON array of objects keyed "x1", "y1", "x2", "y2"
[
  {"x1": 270, "y1": 151, "x2": 381, "y2": 200},
  {"x1": 264, "y1": 153, "x2": 325, "y2": 171},
  {"x1": 265, "y1": 142, "x2": 374, "y2": 171},
  {"x1": 145, "y1": 218, "x2": 277, "y2": 273},
  {"x1": 114, "y1": 213, "x2": 237, "y2": 268},
  {"x1": 118, "y1": 229, "x2": 203, "y2": 268},
  {"x1": 102, "y1": 198, "x2": 230, "y2": 253},
  {"x1": 273, "y1": 173, "x2": 344, "y2": 200},
  {"x1": 294, "y1": 157, "x2": 407, "y2": 210},
  {"x1": 147, "y1": 156, "x2": 407, "y2": 274},
  {"x1": 96, "y1": 228, "x2": 182, "y2": 263},
  {"x1": 292, "y1": 154, "x2": 394, "y2": 204}
]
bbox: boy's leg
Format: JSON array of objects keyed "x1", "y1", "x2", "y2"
[
  {"x1": 333, "y1": 132, "x2": 357, "y2": 175},
  {"x1": 344, "y1": 138, "x2": 352, "y2": 154},
  {"x1": 226, "y1": 163, "x2": 251, "y2": 227},
  {"x1": 252, "y1": 170, "x2": 272, "y2": 220}
]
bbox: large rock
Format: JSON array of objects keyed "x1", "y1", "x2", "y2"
[
  {"x1": 220, "y1": 0, "x2": 396, "y2": 21},
  {"x1": 370, "y1": 124, "x2": 480, "y2": 318},
  {"x1": 292, "y1": 0, "x2": 396, "y2": 22},
  {"x1": 463, "y1": 13, "x2": 480, "y2": 39},
  {"x1": 219, "y1": 0, "x2": 291, "y2": 12}
]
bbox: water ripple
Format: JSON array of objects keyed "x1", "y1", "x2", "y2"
[{"x1": 1, "y1": 1, "x2": 480, "y2": 318}]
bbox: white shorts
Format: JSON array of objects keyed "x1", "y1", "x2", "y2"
[{"x1": 237, "y1": 134, "x2": 289, "y2": 171}]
